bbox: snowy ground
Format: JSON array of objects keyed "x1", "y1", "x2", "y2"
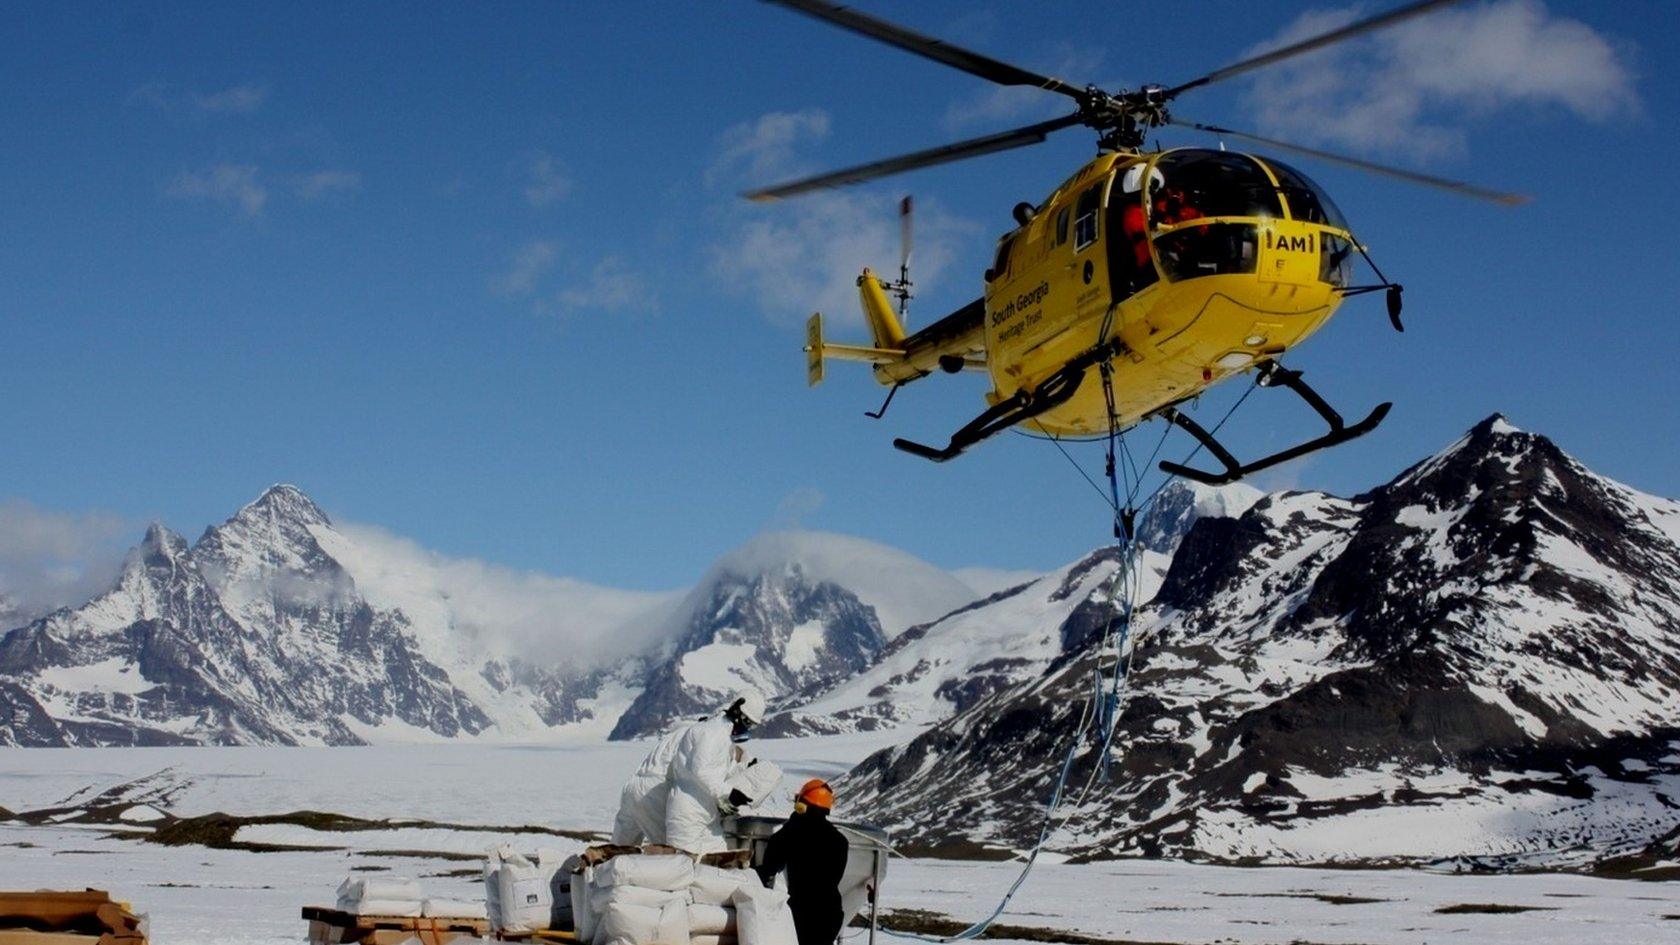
[{"x1": 3, "y1": 743, "x2": 1678, "y2": 945}]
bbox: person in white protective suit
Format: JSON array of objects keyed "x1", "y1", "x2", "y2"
[
  {"x1": 665, "y1": 692, "x2": 766, "y2": 854},
  {"x1": 611, "y1": 717, "x2": 700, "y2": 846}
]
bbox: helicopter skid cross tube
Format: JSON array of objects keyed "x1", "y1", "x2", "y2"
[
  {"x1": 1158, "y1": 363, "x2": 1392, "y2": 485},
  {"x1": 893, "y1": 339, "x2": 1124, "y2": 462}
]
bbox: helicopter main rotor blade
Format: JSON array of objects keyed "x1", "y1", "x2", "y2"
[
  {"x1": 743, "y1": 113, "x2": 1082, "y2": 201},
  {"x1": 1161, "y1": 0, "x2": 1465, "y2": 100},
  {"x1": 1173, "y1": 119, "x2": 1530, "y2": 205},
  {"x1": 761, "y1": 0, "x2": 1085, "y2": 100}
]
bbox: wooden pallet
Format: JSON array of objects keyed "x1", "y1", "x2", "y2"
[
  {"x1": 0, "y1": 890, "x2": 146, "y2": 945},
  {"x1": 301, "y1": 907, "x2": 490, "y2": 945},
  {"x1": 494, "y1": 930, "x2": 576, "y2": 943}
]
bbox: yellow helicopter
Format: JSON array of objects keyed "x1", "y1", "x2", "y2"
[{"x1": 748, "y1": 0, "x2": 1525, "y2": 484}]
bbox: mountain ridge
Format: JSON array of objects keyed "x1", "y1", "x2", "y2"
[{"x1": 839, "y1": 415, "x2": 1680, "y2": 870}]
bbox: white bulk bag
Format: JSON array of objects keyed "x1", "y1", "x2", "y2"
[
  {"x1": 727, "y1": 759, "x2": 783, "y2": 807},
  {"x1": 488, "y1": 847, "x2": 561, "y2": 931},
  {"x1": 572, "y1": 866, "x2": 597, "y2": 942},
  {"x1": 423, "y1": 899, "x2": 488, "y2": 920},
  {"x1": 593, "y1": 884, "x2": 682, "y2": 913},
  {"x1": 593, "y1": 853, "x2": 695, "y2": 892},
  {"x1": 337, "y1": 877, "x2": 425, "y2": 906},
  {"x1": 655, "y1": 898, "x2": 690, "y2": 945},
  {"x1": 688, "y1": 866, "x2": 758, "y2": 907},
  {"x1": 687, "y1": 903, "x2": 737, "y2": 935},
  {"x1": 345, "y1": 900, "x2": 424, "y2": 918},
  {"x1": 483, "y1": 856, "x2": 502, "y2": 926},
  {"x1": 729, "y1": 885, "x2": 797, "y2": 945},
  {"x1": 596, "y1": 901, "x2": 661, "y2": 945},
  {"x1": 552, "y1": 857, "x2": 578, "y2": 928}
]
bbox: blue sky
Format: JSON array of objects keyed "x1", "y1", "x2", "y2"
[{"x1": 1, "y1": 0, "x2": 1675, "y2": 597}]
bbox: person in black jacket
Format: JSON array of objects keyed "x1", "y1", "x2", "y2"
[{"x1": 756, "y1": 779, "x2": 849, "y2": 945}]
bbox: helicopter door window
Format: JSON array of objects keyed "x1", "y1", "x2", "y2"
[
  {"x1": 1055, "y1": 207, "x2": 1070, "y2": 246},
  {"x1": 1108, "y1": 186, "x2": 1158, "y2": 300},
  {"x1": 1073, "y1": 186, "x2": 1100, "y2": 251}
]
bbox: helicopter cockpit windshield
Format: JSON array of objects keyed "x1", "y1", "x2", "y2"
[
  {"x1": 1267, "y1": 159, "x2": 1354, "y2": 287},
  {"x1": 1146, "y1": 149, "x2": 1280, "y2": 284}
]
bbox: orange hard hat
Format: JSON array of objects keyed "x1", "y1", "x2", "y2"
[{"x1": 797, "y1": 779, "x2": 835, "y2": 810}]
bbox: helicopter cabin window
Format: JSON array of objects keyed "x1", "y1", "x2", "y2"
[
  {"x1": 1073, "y1": 185, "x2": 1101, "y2": 251},
  {"x1": 1266, "y1": 160, "x2": 1349, "y2": 229},
  {"x1": 1055, "y1": 207, "x2": 1070, "y2": 246},
  {"x1": 1149, "y1": 150, "x2": 1279, "y2": 283},
  {"x1": 1150, "y1": 150, "x2": 1283, "y2": 219}
]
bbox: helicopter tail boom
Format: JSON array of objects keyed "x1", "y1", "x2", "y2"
[{"x1": 859, "y1": 269, "x2": 908, "y2": 350}]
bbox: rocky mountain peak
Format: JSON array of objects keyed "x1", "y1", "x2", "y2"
[
  {"x1": 139, "y1": 522, "x2": 189, "y2": 559},
  {"x1": 1134, "y1": 479, "x2": 1264, "y2": 556},
  {"x1": 193, "y1": 485, "x2": 343, "y2": 599},
  {"x1": 240, "y1": 484, "x2": 331, "y2": 528},
  {"x1": 1383, "y1": 412, "x2": 1555, "y2": 498}
]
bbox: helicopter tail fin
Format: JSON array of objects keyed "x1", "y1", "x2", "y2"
[{"x1": 858, "y1": 269, "x2": 907, "y2": 350}]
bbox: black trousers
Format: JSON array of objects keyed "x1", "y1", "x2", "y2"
[{"x1": 790, "y1": 899, "x2": 843, "y2": 945}]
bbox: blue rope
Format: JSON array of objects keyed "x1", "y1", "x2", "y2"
[
  {"x1": 877, "y1": 681, "x2": 1091, "y2": 942},
  {"x1": 880, "y1": 366, "x2": 1148, "y2": 943}
]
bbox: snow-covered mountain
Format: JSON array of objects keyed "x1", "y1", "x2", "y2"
[
  {"x1": 755, "y1": 484, "x2": 1258, "y2": 739},
  {"x1": 610, "y1": 532, "x2": 981, "y2": 738},
  {"x1": 0, "y1": 487, "x2": 650, "y2": 746},
  {"x1": 840, "y1": 416, "x2": 1680, "y2": 869},
  {"x1": 0, "y1": 490, "x2": 998, "y2": 747}
]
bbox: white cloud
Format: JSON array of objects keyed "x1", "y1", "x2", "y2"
[
  {"x1": 1239, "y1": 0, "x2": 1637, "y2": 158},
  {"x1": 771, "y1": 487, "x2": 826, "y2": 529},
  {"x1": 331, "y1": 523, "x2": 680, "y2": 667},
  {"x1": 130, "y1": 82, "x2": 268, "y2": 115},
  {"x1": 714, "y1": 189, "x2": 971, "y2": 325},
  {"x1": 548, "y1": 255, "x2": 657, "y2": 317},
  {"x1": 167, "y1": 164, "x2": 268, "y2": 216},
  {"x1": 492, "y1": 240, "x2": 561, "y2": 297},
  {"x1": 707, "y1": 110, "x2": 977, "y2": 324},
  {"x1": 522, "y1": 152, "x2": 572, "y2": 207},
  {"x1": 295, "y1": 169, "x2": 361, "y2": 200},
  {"x1": 706, "y1": 109, "x2": 831, "y2": 189},
  {"x1": 0, "y1": 501, "x2": 133, "y2": 626},
  {"x1": 192, "y1": 84, "x2": 268, "y2": 114}
]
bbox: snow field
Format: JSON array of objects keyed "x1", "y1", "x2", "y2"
[{"x1": 6, "y1": 743, "x2": 1678, "y2": 945}]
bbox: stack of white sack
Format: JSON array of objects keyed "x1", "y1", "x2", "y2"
[
  {"x1": 586, "y1": 853, "x2": 694, "y2": 945},
  {"x1": 336, "y1": 877, "x2": 424, "y2": 917},
  {"x1": 686, "y1": 865, "x2": 761, "y2": 945},
  {"x1": 485, "y1": 846, "x2": 574, "y2": 933},
  {"x1": 580, "y1": 854, "x2": 779, "y2": 945}
]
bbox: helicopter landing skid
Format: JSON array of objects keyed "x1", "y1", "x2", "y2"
[
  {"x1": 1158, "y1": 363, "x2": 1391, "y2": 486},
  {"x1": 893, "y1": 340, "x2": 1124, "y2": 463}
]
